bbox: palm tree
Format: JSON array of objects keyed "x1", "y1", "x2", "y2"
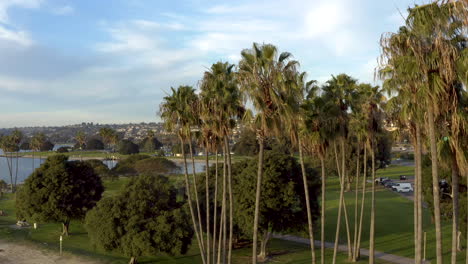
[
  {"x1": 200, "y1": 61, "x2": 244, "y2": 264},
  {"x1": 238, "y1": 43, "x2": 298, "y2": 264},
  {"x1": 30, "y1": 132, "x2": 45, "y2": 170},
  {"x1": 322, "y1": 74, "x2": 355, "y2": 262},
  {"x1": 160, "y1": 86, "x2": 206, "y2": 264},
  {"x1": 303, "y1": 87, "x2": 330, "y2": 264},
  {"x1": 75, "y1": 131, "x2": 86, "y2": 161},
  {"x1": 282, "y1": 71, "x2": 317, "y2": 263}
]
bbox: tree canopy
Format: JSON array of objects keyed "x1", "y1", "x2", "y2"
[
  {"x1": 16, "y1": 155, "x2": 104, "y2": 235},
  {"x1": 85, "y1": 174, "x2": 194, "y2": 264}
]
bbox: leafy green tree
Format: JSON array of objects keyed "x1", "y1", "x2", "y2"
[
  {"x1": 39, "y1": 140, "x2": 54, "y2": 151},
  {"x1": 117, "y1": 139, "x2": 139, "y2": 155},
  {"x1": 139, "y1": 137, "x2": 163, "y2": 153},
  {"x1": 16, "y1": 155, "x2": 104, "y2": 235},
  {"x1": 232, "y1": 129, "x2": 258, "y2": 156},
  {"x1": 20, "y1": 142, "x2": 30, "y2": 150},
  {"x1": 232, "y1": 151, "x2": 320, "y2": 260},
  {"x1": 85, "y1": 138, "x2": 104, "y2": 150},
  {"x1": 85, "y1": 174, "x2": 194, "y2": 264}
]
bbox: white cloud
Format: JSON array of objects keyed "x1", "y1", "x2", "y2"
[
  {"x1": 52, "y1": 5, "x2": 74, "y2": 15},
  {"x1": 0, "y1": 0, "x2": 43, "y2": 23},
  {"x1": 303, "y1": 1, "x2": 350, "y2": 37},
  {"x1": 0, "y1": 25, "x2": 32, "y2": 46}
]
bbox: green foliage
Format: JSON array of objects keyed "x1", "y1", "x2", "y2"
[
  {"x1": 232, "y1": 129, "x2": 258, "y2": 156},
  {"x1": 16, "y1": 155, "x2": 104, "y2": 227},
  {"x1": 117, "y1": 139, "x2": 139, "y2": 155},
  {"x1": 85, "y1": 159, "x2": 113, "y2": 179},
  {"x1": 20, "y1": 142, "x2": 30, "y2": 150},
  {"x1": 85, "y1": 138, "x2": 104, "y2": 150},
  {"x1": 232, "y1": 150, "x2": 320, "y2": 238},
  {"x1": 85, "y1": 174, "x2": 193, "y2": 260},
  {"x1": 139, "y1": 137, "x2": 163, "y2": 153},
  {"x1": 421, "y1": 155, "x2": 467, "y2": 240},
  {"x1": 111, "y1": 154, "x2": 151, "y2": 175},
  {"x1": 134, "y1": 157, "x2": 178, "y2": 175},
  {"x1": 39, "y1": 140, "x2": 54, "y2": 151},
  {"x1": 56, "y1": 146, "x2": 69, "y2": 153}
]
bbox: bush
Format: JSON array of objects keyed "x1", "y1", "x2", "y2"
[
  {"x1": 85, "y1": 159, "x2": 113, "y2": 179},
  {"x1": 85, "y1": 138, "x2": 104, "y2": 150},
  {"x1": 56, "y1": 146, "x2": 69, "y2": 153},
  {"x1": 39, "y1": 140, "x2": 54, "y2": 151},
  {"x1": 134, "y1": 157, "x2": 178, "y2": 175},
  {"x1": 111, "y1": 154, "x2": 151, "y2": 175},
  {"x1": 118, "y1": 139, "x2": 139, "y2": 155}
]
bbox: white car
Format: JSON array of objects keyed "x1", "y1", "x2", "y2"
[{"x1": 392, "y1": 183, "x2": 413, "y2": 193}]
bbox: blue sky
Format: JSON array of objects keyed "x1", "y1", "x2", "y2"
[{"x1": 0, "y1": 0, "x2": 418, "y2": 128}]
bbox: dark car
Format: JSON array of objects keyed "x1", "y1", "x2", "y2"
[
  {"x1": 384, "y1": 181, "x2": 398, "y2": 188},
  {"x1": 399, "y1": 175, "x2": 407, "y2": 180}
]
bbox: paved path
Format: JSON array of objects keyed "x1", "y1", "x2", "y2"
[{"x1": 273, "y1": 234, "x2": 430, "y2": 264}]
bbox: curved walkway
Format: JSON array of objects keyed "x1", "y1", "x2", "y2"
[{"x1": 273, "y1": 234, "x2": 430, "y2": 264}]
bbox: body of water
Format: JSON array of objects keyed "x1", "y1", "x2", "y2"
[{"x1": 0, "y1": 149, "x2": 206, "y2": 184}]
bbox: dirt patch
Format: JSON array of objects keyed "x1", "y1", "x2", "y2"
[{"x1": 0, "y1": 241, "x2": 101, "y2": 264}]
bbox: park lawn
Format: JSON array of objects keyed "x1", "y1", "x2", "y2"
[
  {"x1": 320, "y1": 166, "x2": 466, "y2": 263},
  {"x1": 376, "y1": 165, "x2": 415, "y2": 180},
  {"x1": 1, "y1": 165, "x2": 465, "y2": 263},
  {"x1": 0, "y1": 193, "x2": 384, "y2": 264}
]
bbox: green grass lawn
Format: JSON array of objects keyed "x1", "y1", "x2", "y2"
[{"x1": 0, "y1": 164, "x2": 465, "y2": 263}]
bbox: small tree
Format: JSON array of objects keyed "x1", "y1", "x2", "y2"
[
  {"x1": 118, "y1": 139, "x2": 139, "y2": 155},
  {"x1": 85, "y1": 174, "x2": 194, "y2": 264},
  {"x1": 39, "y1": 140, "x2": 54, "y2": 151},
  {"x1": 85, "y1": 138, "x2": 104, "y2": 150},
  {"x1": 16, "y1": 155, "x2": 104, "y2": 235}
]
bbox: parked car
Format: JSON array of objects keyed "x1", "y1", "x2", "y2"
[
  {"x1": 397, "y1": 186, "x2": 413, "y2": 193},
  {"x1": 384, "y1": 181, "x2": 398, "y2": 188},
  {"x1": 392, "y1": 183, "x2": 413, "y2": 192},
  {"x1": 399, "y1": 175, "x2": 407, "y2": 180},
  {"x1": 380, "y1": 178, "x2": 391, "y2": 186},
  {"x1": 376, "y1": 177, "x2": 390, "y2": 184}
]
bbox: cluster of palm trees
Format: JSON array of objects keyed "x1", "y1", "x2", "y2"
[
  {"x1": 379, "y1": 1, "x2": 468, "y2": 264},
  {"x1": 160, "y1": 42, "x2": 386, "y2": 264},
  {"x1": 159, "y1": 1, "x2": 467, "y2": 263}
]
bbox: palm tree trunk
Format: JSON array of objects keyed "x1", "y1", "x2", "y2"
[
  {"x1": 14, "y1": 151, "x2": 19, "y2": 191},
  {"x1": 205, "y1": 144, "x2": 211, "y2": 264},
  {"x1": 352, "y1": 141, "x2": 360, "y2": 262},
  {"x1": 298, "y1": 137, "x2": 316, "y2": 264},
  {"x1": 416, "y1": 123, "x2": 423, "y2": 263},
  {"x1": 252, "y1": 136, "x2": 265, "y2": 264},
  {"x1": 225, "y1": 137, "x2": 234, "y2": 264},
  {"x1": 180, "y1": 136, "x2": 206, "y2": 264},
  {"x1": 414, "y1": 131, "x2": 421, "y2": 264},
  {"x1": 341, "y1": 138, "x2": 353, "y2": 261},
  {"x1": 217, "y1": 200, "x2": 225, "y2": 264},
  {"x1": 188, "y1": 138, "x2": 206, "y2": 255},
  {"x1": 320, "y1": 154, "x2": 326, "y2": 264},
  {"x1": 213, "y1": 150, "x2": 219, "y2": 263},
  {"x1": 222, "y1": 144, "x2": 227, "y2": 264},
  {"x1": 6, "y1": 152, "x2": 13, "y2": 192},
  {"x1": 369, "y1": 137, "x2": 376, "y2": 264},
  {"x1": 450, "y1": 152, "x2": 459, "y2": 264},
  {"x1": 427, "y1": 104, "x2": 443, "y2": 264},
  {"x1": 332, "y1": 141, "x2": 345, "y2": 264},
  {"x1": 355, "y1": 139, "x2": 367, "y2": 259}
]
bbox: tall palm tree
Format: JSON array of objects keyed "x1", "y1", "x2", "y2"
[
  {"x1": 303, "y1": 89, "x2": 330, "y2": 264},
  {"x1": 282, "y1": 71, "x2": 317, "y2": 263},
  {"x1": 160, "y1": 86, "x2": 206, "y2": 264},
  {"x1": 238, "y1": 43, "x2": 298, "y2": 264},
  {"x1": 75, "y1": 131, "x2": 86, "y2": 161},
  {"x1": 200, "y1": 61, "x2": 244, "y2": 264},
  {"x1": 322, "y1": 74, "x2": 355, "y2": 262}
]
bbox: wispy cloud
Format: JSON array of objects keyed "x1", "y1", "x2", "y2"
[{"x1": 52, "y1": 5, "x2": 74, "y2": 15}]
